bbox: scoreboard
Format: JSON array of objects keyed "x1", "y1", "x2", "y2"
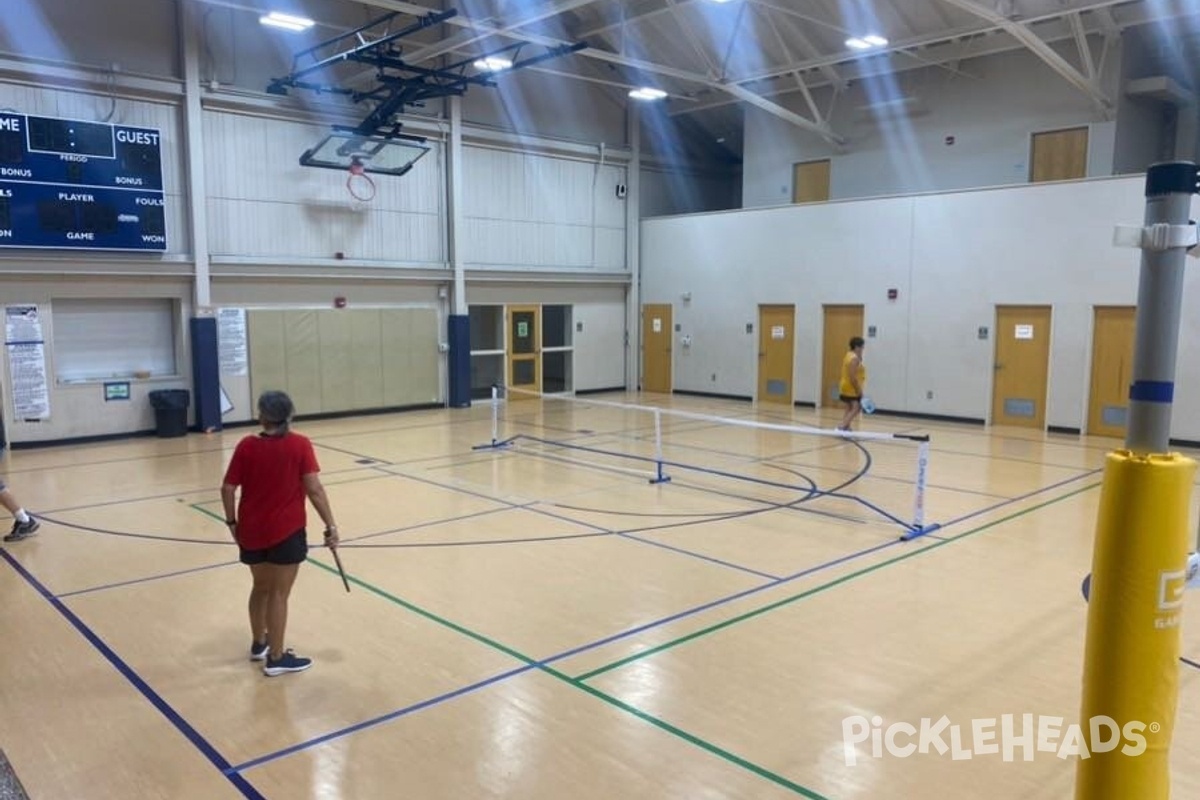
[{"x1": 0, "y1": 112, "x2": 167, "y2": 252}]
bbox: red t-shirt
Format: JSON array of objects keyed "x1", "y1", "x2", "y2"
[{"x1": 222, "y1": 431, "x2": 320, "y2": 550}]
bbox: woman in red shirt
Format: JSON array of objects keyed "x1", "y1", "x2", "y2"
[{"x1": 221, "y1": 391, "x2": 339, "y2": 676}]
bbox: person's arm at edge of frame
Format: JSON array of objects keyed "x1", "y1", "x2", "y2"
[{"x1": 303, "y1": 472, "x2": 338, "y2": 548}]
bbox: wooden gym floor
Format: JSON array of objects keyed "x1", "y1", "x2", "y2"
[{"x1": 2, "y1": 392, "x2": 1199, "y2": 799}]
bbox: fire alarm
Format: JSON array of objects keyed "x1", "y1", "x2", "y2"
[
  {"x1": 887, "y1": 288, "x2": 898, "y2": 300},
  {"x1": 334, "y1": 297, "x2": 347, "y2": 308}
]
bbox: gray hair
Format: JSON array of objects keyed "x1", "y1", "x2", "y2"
[{"x1": 257, "y1": 390, "x2": 295, "y2": 432}]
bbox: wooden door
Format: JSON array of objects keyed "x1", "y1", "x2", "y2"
[
  {"x1": 757, "y1": 305, "x2": 795, "y2": 405},
  {"x1": 642, "y1": 304, "x2": 672, "y2": 394},
  {"x1": 1030, "y1": 127, "x2": 1088, "y2": 183},
  {"x1": 793, "y1": 159, "x2": 831, "y2": 203},
  {"x1": 991, "y1": 306, "x2": 1052, "y2": 428},
  {"x1": 821, "y1": 305, "x2": 865, "y2": 407},
  {"x1": 507, "y1": 305, "x2": 540, "y2": 398},
  {"x1": 1087, "y1": 306, "x2": 1136, "y2": 438}
]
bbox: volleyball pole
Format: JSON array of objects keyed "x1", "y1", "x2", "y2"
[{"x1": 1076, "y1": 162, "x2": 1198, "y2": 799}]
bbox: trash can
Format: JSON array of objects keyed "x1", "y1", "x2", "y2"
[{"x1": 149, "y1": 389, "x2": 190, "y2": 438}]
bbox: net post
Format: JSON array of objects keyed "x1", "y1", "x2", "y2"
[
  {"x1": 472, "y1": 383, "x2": 512, "y2": 451},
  {"x1": 491, "y1": 383, "x2": 499, "y2": 445},
  {"x1": 900, "y1": 437, "x2": 938, "y2": 541},
  {"x1": 648, "y1": 407, "x2": 671, "y2": 484}
]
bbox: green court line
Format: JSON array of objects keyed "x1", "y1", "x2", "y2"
[
  {"x1": 191, "y1": 503, "x2": 223, "y2": 521},
  {"x1": 575, "y1": 481, "x2": 1100, "y2": 682},
  {"x1": 305, "y1": 558, "x2": 828, "y2": 799}
]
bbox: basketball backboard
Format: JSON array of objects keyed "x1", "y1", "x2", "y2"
[{"x1": 299, "y1": 130, "x2": 430, "y2": 176}]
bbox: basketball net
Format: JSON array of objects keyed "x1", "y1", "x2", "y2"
[{"x1": 346, "y1": 158, "x2": 376, "y2": 208}]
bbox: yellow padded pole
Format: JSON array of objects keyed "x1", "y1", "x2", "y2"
[{"x1": 1076, "y1": 450, "x2": 1195, "y2": 799}]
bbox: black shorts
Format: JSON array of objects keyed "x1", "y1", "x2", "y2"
[
  {"x1": 839, "y1": 394, "x2": 862, "y2": 404},
  {"x1": 239, "y1": 528, "x2": 308, "y2": 566}
]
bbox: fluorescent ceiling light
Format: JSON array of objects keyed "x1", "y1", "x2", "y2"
[
  {"x1": 846, "y1": 34, "x2": 888, "y2": 50},
  {"x1": 259, "y1": 11, "x2": 314, "y2": 32},
  {"x1": 473, "y1": 56, "x2": 514, "y2": 71},
  {"x1": 629, "y1": 87, "x2": 668, "y2": 101}
]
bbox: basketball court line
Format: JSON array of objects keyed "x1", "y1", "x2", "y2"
[
  {"x1": 379, "y1": 465, "x2": 804, "y2": 576},
  {"x1": 35, "y1": 462, "x2": 387, "y2": 516},
  {"x1": 232, "y1": 467, "x2": 1098, "y2": 778},
  {"x1": 0, "y1": 442, "x2": 233, "y2": 476},
  {"x1": 0, "y1": 549, "x2": 266, "y2": 800},
  {"x1": 368, "y1": 445, "x2": 898, "y2": 574},
  {"x1": 2, "y1": 417, "x2": 1106, "y2": 797},
  {"x1": 3, "y1": 464, "x2": 1094, "y2": 799},
  {"x1": 32, "y1": 468, "x2": 424, "y2": 548},
  {"x1": 56, "y1": 559, "x2": 240, "y2": 598},
  {"x1": 232, "y1": 558, "x2": 829, "y2": 800},
  {"x1": 574, "y1": 480, "x2": 1101, "y2": 681}
]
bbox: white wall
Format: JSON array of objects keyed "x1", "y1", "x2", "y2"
[
  {"x1": 573, "y1": 300, "x2": 627, "y2": 390},
  {"x1": 203, "y1": 111, "x2": 445, "y2": 265},
  {"x1": 0, "y1": 0, "x2": 179, "y2": 78},
  {"x1": 641, "y1": 174, "x2": 1200, "y2": 439},
  {"x1": 742, "y1": 44, "x2": 1122, "y2": 207},
  {"x1": 463, "y1": 146, "x2": 626, "y2": 271}
]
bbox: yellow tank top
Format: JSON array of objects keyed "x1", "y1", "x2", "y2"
[{"x1": 839, "y1": 351, "x2": 866, "y2": 396}]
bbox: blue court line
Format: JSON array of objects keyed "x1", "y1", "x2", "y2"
[
  {"x1": 385, "y1": 462, "x2": 787, "y2": 580},
  {"x1": 230, "y1": 536, "x2": 901, "y2": 774},
  {"x1": 615, "y1": 533, "x2": 781, "y2": 580},
  {"x1": 56, "y1": 560, "x2": 240, "y2": 598},
  {"x1": 228, "y1": 663, "x2": 534, "y2": 773},
  {"x1": 231, "y1": 466, "x2": 1102, "y2": 772},
  {"x1": 38, "y1": 462, "x2": 376, "y2": 516},
  {"x1": 0, "y1": 548, "x2": 265, "y2": 800},
  {"x1": 938, "y1": 468, "x2": 1103, "y2": 530}
]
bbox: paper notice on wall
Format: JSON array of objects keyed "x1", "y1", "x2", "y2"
[
  {"x1": 217, "y1": 308, "x2": 248, "y2": 375},
  {"x1": 652, "y1": 318, "x2": 662, "y2": 333},
  {"x1": 771, "y1": 325, "x2": 785, "y2": 340},
  {"x1": 1015, "y1": 324, "x2": 1034, "y2": 340},
  {"x1": 4, "y1": 305, "x2": 49, "y2": 420}
]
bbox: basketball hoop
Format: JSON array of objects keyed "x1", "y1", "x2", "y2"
[{"x1": 346, "y1": 157, "x2": 376, "y2": 203}]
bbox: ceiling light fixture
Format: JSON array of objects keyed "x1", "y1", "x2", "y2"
[
  {"x1": 259, "y1": 11, "x2": 315, "y2": 32},
  {"x1": 846, "y1": 34, "x2": 888, "y2": 50},
  {"x1": 629, "y1": 87, "x2": 668, "y2": 101},
  {"x1": 473, "y1": 56, "x2": 514, "y2": 72}
]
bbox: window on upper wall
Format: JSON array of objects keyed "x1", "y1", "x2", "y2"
[{"x1": 51, "y1": 298, "x2": 178, "y2": 382}]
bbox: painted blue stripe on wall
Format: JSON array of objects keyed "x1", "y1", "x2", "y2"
[{"x1": 1129, "y1": 381, "x2": 1174, "y2": 403}]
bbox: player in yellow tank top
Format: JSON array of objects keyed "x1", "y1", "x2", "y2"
[{"x1": 837, "y1": 337, "x2": 866, "y2": 431}]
